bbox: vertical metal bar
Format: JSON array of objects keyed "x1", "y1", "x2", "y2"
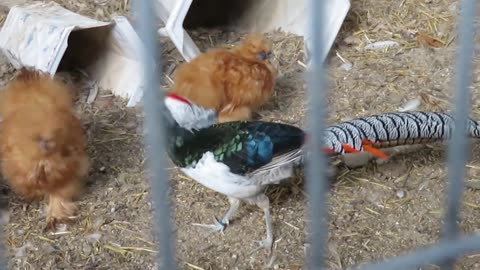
[
  {"x1": 132, "y1": 0, "x2": 176, "y2": 269},
  {"x1": 305, "y1": 0, "x2": 329, "y2": 269},
  {"x1": 0, "y1": 216, "x2": 5, "y2": 270},
  {"x1": 0, "y1": 194, "x2": 7, "y2": 269},
  {"x1": 442, "y1": 0, "x2": 476, "y2": 268}
]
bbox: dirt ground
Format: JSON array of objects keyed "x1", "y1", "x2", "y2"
[{"x1": 1, "y1": 0, "x2": 480, "y2": 269}]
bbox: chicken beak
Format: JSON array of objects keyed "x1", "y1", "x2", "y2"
[
  {"x1": 38, "y1": 138, "x2": 56, "y2": 154},
  {"x1": 257, "y1": 52, "x2": 274, "y2": 61}
]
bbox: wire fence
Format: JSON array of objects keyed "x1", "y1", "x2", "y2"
[{"x1": 1, "y1": 0, "x2": 480, "y2": 269}]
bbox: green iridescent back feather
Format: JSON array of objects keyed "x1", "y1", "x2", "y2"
[
  {"x1": 166, "y1": 120, "x2": 305, "y2": 175},
  {"x1": 168, "y1": 121, "x2": 251, "y2": 168}
]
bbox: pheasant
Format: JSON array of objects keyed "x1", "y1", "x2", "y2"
[
  {"x1": 164, "y1": 94, "x2": 305, "y2": 251},
  {"x1": 162, "y1": 93, "x2": 480, "y2": 251}
]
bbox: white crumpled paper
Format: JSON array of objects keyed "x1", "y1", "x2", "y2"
[{"x1": 0, "y1": 1, "x2": 144, "y2": 107}]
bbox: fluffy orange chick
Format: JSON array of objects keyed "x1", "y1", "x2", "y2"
[
  {"x1": 0, "y1": 68, "x2": 89, "y2": 229},
  {"x1": 169, "y1": 32, "x2": 277, "y2": 123}
]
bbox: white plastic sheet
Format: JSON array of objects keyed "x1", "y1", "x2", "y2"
[{"x1": 0, "y1": 1, "x2": 144, "y2": 107}]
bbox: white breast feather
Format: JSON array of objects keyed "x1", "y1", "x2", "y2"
[
  {"x1": 181, "y1": 150, "x2": 304, "y2": 199},
  {"x1": 181, "y1": 152, "x2": 263, "y2": 199}
]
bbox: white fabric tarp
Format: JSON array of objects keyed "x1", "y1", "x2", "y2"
[{"x1": 0, "y1": 1, "x2": 144, "y2": 107}]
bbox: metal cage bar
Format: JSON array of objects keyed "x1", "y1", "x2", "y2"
[
  {"x1": 443, "y1": 0, "x2": 476, "y2": 246},
  {"x1": 133, "y1": 0, "x2": 177, "y2": 269},
  {"x1": 441, "y1": 0, "x2": 477, "y2": 268},
  {"x1": 0, "y1": 217, "x2": 5, "y2": 270},
  {"x1": 305, "y1": 0, "x2": 330, "y2": 268},
  {"x1": 355, "y1": 234, "x2": 480, "y2": 270}
]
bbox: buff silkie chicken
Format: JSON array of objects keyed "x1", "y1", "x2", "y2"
[
  {"x1": 0, "y1": 68, "x2": 90, "y2": 229},
  {"x1": 169, "y1": 32, "x2": 277, "y2": 123}
]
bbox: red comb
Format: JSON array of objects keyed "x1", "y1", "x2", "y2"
[{"x1": 167, "y1": 93, "x2": 191, "y2": 105}]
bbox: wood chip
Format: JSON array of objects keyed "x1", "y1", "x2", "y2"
[
  {"x1": 416, "y1": 32, "x2": 445, "y2": 48},
  {"x1": 420, "y1": 93, "x2": 442, "y2": 106},
  {"x1": 364, "y1": 41, "x2": 400, "y2": 51},
  {"x1": 86, "y1": 81, "x2": 99, "y2": 104}
]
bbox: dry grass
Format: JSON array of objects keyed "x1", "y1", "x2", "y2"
[{"x1": 1, "y1": 0, "x2": 480, "y2": 269}]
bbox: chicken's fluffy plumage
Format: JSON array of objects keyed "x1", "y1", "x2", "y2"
[
  {"x1": 0, "y1": 68, "x2": 89, "y2": 229},
  {"x1": 169, "y1": 33, "x2": 277, "y2": 123}
]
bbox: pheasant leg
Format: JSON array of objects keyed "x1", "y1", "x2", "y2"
[{"x1": 192, "y1": 197, "x2": 241, "y2": 234}]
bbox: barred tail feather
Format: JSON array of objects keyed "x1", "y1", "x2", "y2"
[
  {"x1": 323, "y1": 111, "x2": 480, "y2": 157},
  {"x1": 468, "y1": 118, "x2": 480, "y2": 138}
]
